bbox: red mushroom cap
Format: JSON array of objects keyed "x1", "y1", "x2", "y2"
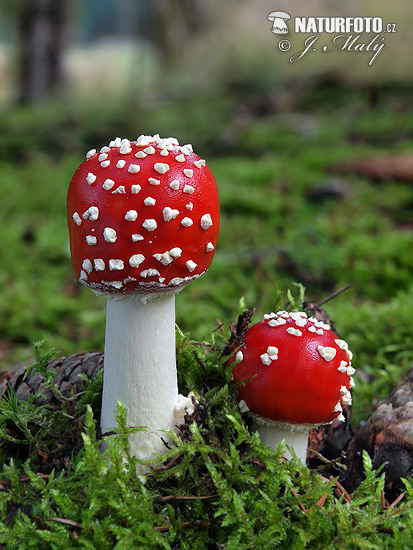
[
  {"x1": 231, "y1": 311, "x2": 355, "y2": 426},
  {"x1": 67, "y1": 135, "x2": 220, "y2": 294}
]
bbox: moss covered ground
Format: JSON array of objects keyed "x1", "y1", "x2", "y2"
[{"x1": 0, "y1": 82, "x2": 413, "y2": 547}]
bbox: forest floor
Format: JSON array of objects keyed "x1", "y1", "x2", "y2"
[
  {"x1": 0, "y1": 80, "x2": 413, "y2": 548},
  {"x1": 1, "y1": 81, "x2": 412, "y2": 422}
]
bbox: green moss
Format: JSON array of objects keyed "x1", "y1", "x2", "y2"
[
  {"x1": 0, "y1": 340, "x2": 412, "y2": 549},
  {"x1": 1, "y1": 84, "x2": 413, "y2": 545}
]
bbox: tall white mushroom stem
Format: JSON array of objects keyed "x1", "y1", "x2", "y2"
[
  {"x1": 101, "y1": 292, "x2": 179, "y2": 463},
  {"x1": 252, "y1": 420, "x2": 311, "y2": 463}
]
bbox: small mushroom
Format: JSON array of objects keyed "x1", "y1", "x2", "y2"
[
  {"x1": 67, "y1": 135, "x2": 220, "y2": 465},
  {"x1": 267, "y1": 11, "x2": 291, "y2": 34},
  {"x1": 231, "y1": 311, "x2": 355, "y2": 462}
]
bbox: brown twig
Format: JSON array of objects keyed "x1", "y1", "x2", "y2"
[
  {"x1": 317, "y1": 284, "x2": 352, "y2": 307},
  {"x1": 154, "y1": 524, "x2": 170, "y2": 532},
  {"x1": 214, "y1": 319, "x2": 225, "y2": 334},
  {"x1": 34, "y1": 515, "x2": 45, "y2": 530},
  {"x1": 290, "y1": 488, "x2": 308, "y2": 513},
  {"x1": 308, "y1": 449, "x2": 348, "y2": 473},
  {"x1": 388, "y1": 493, "x2": 405, "y2": 509},
  {"x1": 152, "y1": 452, "x2": 181, "y2": 473},
  {"x1": 312, "y1": 493, "x2": 330, "y2": 510},
  {"x1": 221, "y1": 309, "x2": 256, "y2": 358},
  {"x1": 0, "y1": 474, "x2": 50, "y2": 491},
  {"x1": 251, "y1": 459, "x2": 266, "y2": 469},
  {"x1": 330, "y1": 477, "x2": 352, "y2": 503},
  {"x1": 387, "y1": 501, "x2": 413, "y2": 518},
  {"x1": 381, "y1": 488, "x2": 389, "y2": 509},
  {"x1": 49, "y1": 517, "x2": 82, "y2": 528}
]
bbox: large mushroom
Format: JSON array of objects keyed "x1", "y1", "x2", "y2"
[
  {"x1": 67, "y1": 134, "x2": 220, "y2": 463},
  {"x1": 231, "y1": 310, "x2": 355, "y2": 462}
]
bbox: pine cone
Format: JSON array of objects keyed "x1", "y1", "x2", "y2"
[
  {"x1": 307, "y1": 413, "x2": 353, "y2": 470},
  {"x1": 344, "y1": 365, "x2": 413, "y2": 501},
  {"x1": 304, "y1": 299, "x2": 356, "y2": 470},
  {"x1": 0, "y1": 352, "x2": 104, "y2": 469},
  {"x1": 0, "y1": 352, "x2": 103, "y2": 406},
  {"x1": 303, "y1": 300, "x2": 339, "y2": 336}
]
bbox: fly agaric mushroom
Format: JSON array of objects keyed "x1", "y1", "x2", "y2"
[
  {"x1": 231, "y1": 311, "x2": 355, "y2": 462},
  {"x1": 67, "y1": 134, "x2": 219, "y2": 463},
  {"x1": 267, "y1": 11, "x2": 291, "y2": 34}
]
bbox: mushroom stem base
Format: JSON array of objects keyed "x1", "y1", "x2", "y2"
[
  {"x1": 101, "y1": 293, "x2": 178, "y2": 466},
  {"x1": 253, "y1": 422, "x2": 311, "y2": 463}
]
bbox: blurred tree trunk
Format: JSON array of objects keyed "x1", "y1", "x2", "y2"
[
  {"x1": 149, "y1": 0, "x2": 206, "y2": 64},
  {"x1": 17, "y1": 0, "x2": 68, "y2": 105}
]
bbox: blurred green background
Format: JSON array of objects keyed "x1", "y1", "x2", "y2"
[{"x1": 0, "y1": 0, "x2": 412, "y2": 419}]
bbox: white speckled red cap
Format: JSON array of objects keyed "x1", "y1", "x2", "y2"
[
  {"x1": 67, "y1": 135, "x2": 220, "y2": 294},
  {"x1": 231, "y1": 311, "x2": 355, "y2": 426}
]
